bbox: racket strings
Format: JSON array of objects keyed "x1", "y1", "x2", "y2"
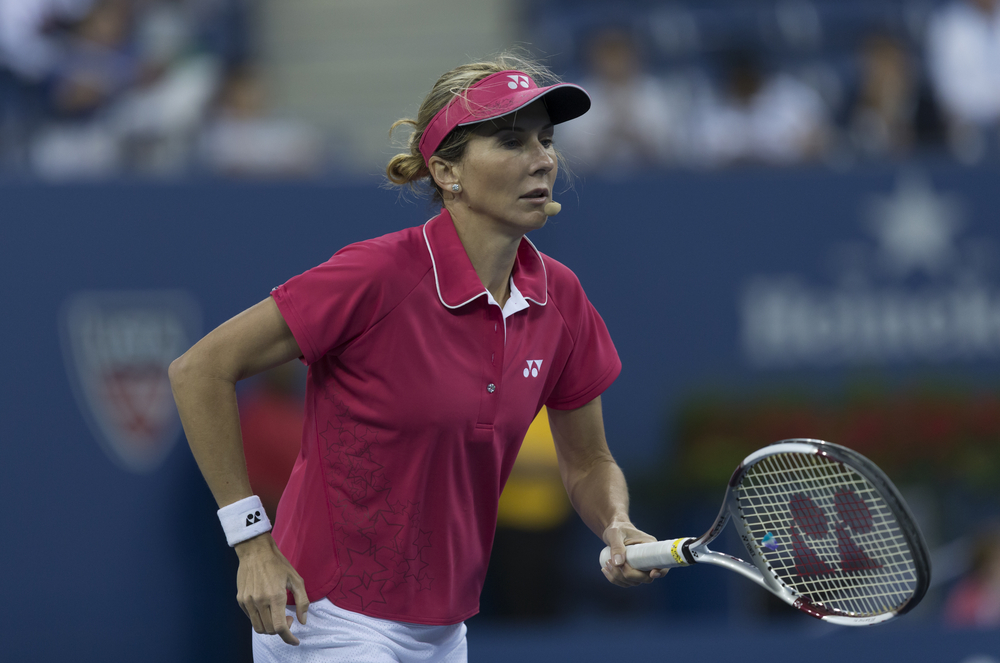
[{"x1": 736, "y1": 452, "x2": 918, "y2": 618}]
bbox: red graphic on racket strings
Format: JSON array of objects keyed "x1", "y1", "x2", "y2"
[
  {"x1": 789, "y1": 494, "x2": 829, "y2": 538},
  {"x1": 834, "y1": 490, "x2": 875, "y2": 533},
  {"x1": 789, "y1": 494, "x2": 836, "y2": 576},
  {"x1": 836, "y1": 524, "x2": 882, "y2": 572},
  {"x1": 791, "y1": 530, "x2": 836, "y2": 576},
  {"x1": 832, "y1": 490, "x2": 882, "y2": 571},
  {"x1": 321, "y1": 388, "x2": 434, "y2": 610},
  {"x1": 788, "y1": 491, "x2": 881, "y2": 577}
]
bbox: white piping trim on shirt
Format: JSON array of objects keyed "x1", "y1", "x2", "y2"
[
  {"x1": 423, "y1": 220, "x2": 487, "y2": 310},
  {"x1": 422, "y1": 218, "x2": 549, "y2": 309},
  {"x1": 520, "y1": 235, "x2": 548, "y2": 307}
]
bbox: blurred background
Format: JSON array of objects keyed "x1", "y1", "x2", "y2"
[{"x1": 3, "y1": 0, "x2": 1000, "y2": 660}]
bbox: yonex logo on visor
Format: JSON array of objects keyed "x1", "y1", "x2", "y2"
[{"x1": 507, "y1": 75, "x2": 529, "y2": 89}]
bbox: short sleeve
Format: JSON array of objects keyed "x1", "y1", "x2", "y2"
[
  {"x1": 271, "y1": 242, "x2": 394, "y2": 365},
  {"x1": 544, "y1": 271, "x2": 621, "y2": 411}
]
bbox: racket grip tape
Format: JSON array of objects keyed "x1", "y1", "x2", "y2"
[{"x1": 599, "y1": 537, "x2": 695, "y2": 571}]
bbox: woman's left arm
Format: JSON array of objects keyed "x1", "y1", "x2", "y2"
[{"x1": 547, "y1": 396, "x2": 665, "y2": 587}]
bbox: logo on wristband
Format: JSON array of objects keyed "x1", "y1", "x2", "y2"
[{"x1": 246, "y1": 511, "x2": 262, "y2": 527}]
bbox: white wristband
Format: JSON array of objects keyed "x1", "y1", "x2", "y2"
[{"x1": 217, "y1": 495, "x2": 272, "y2": 546}]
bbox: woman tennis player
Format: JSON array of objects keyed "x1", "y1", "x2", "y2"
[{"x1": 169, "y1": 52, "x2": 662, "y2": 662}]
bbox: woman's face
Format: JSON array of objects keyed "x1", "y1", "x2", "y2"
[{"x1": 453, "y1": 100, "x2": 558, "y2": 236}]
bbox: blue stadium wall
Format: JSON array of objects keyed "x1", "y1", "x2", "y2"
[{"x1": 3, "y1": 163, "x2": 999, "y2": 661}]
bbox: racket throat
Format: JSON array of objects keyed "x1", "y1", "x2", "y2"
[
  {"x1": 792, "y1": 597, "x2": 830, "y2": 620},
  {"x1": 677, "y1": 537, "x2": 697, "y2": 565}
]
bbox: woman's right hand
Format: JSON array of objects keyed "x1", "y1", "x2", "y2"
[{"x1": 235, "y1": 533, "x2": 310, "y2": 646}]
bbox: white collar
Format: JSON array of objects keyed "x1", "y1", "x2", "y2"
[
  {"x1": 485, "y1": 278, "x2": 530, "y2": 320},
  {"x1": 485, "y1": 278, "x2": 530, "y2": 344}
]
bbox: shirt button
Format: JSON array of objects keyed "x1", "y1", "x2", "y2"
[{"x1": 487, "y1": 383, "x2": 496, "y2": 393}]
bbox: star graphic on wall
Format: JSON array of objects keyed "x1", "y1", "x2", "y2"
[{"x1": 866, "y1": 171, "x2": 963, "y2": 279}]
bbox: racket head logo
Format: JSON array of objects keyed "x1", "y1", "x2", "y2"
[
  {"x1": 60, "y1": 290, "x2": 201, "y2": 473},
  {"x1": 785, "y1": 489, "x2": 883, "y2": 577}
]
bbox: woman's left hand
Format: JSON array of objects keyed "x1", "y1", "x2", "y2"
[{"x1": 601, "y1": 521, "x2": 668, "y2": 587}]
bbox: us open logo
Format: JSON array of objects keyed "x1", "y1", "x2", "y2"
[
  {"x1": 523, "y1": 359, "x2": 543, "y2": 378},
  {"x1": 60, "y1": 291, "x2": 201, "y2": 473}
]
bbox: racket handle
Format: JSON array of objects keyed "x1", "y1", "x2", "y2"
[{"x1": 599, "y1": 538, "x2": 695, "y2": 571}]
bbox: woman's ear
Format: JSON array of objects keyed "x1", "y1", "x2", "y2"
[{"x1": 428, "y1": 156, "x2": 459, "y2": 192}]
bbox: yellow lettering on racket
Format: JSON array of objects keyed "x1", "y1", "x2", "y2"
[{"x1": 671, "y1": 539, "x2": 688, "y2": 566}]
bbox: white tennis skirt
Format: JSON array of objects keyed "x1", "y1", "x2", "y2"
[{"x1": 251, "y1": 598, "x2": 468, "y2": 663}]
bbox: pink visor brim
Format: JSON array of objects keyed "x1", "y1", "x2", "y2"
[{"x1": 418, "y1": 70, "x2": 591, "y2": 164}]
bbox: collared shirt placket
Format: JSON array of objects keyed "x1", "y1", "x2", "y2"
[
  {"x1": 478, "y1": 302, "x2": 505, "y2": 430},
  {"x1": 479, "y1": 280, "x2": 529, "y2": 429}
]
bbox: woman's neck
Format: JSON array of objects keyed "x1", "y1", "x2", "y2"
[{"x1": 447, "y1": 207, "x2": 521, "y2": 307}]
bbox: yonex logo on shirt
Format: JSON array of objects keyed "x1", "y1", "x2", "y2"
[
  {"x1": 507, "y1": 74, "x2": 530, "y2": 89},
  {"x1": 523, "y1": 360, "x2": 543, "y2": 377}
]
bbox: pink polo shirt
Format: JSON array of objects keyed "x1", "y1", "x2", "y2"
[{"x1": 269, "y1": 209, "x2": 620, "y2": 625}]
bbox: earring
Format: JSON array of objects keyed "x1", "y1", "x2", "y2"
[{"x1": 451, "y1": 184, "x2": 461, "y2": 193}]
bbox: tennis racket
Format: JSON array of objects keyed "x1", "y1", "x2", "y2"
[{"x1": 600, "y1": 439, "x2": 931, "y2": 625}]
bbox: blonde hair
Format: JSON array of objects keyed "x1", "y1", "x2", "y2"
[{"x1": 386, "y1": 51, "x2": 563, "y2": 203}]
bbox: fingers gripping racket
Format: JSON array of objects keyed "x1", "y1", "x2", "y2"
[{"x1": 600, "y1": 439, "x2": 931, "y2": 625}]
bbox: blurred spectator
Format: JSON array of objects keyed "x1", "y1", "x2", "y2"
[
  {"x1": 558, "y1": 27, "x2": 691, "y2": 173},
  {"x1": 944, "y1": 526, "x2": 1000, "y2": 628},
  {"x1": 926, "y1": 0, "x2": 1000, "y2": 162},
  {"x1": 48, "y1": 0, "x2": 136, "y2": 119},
  {"x1": 198, "y1": 63, "x2": 326, "y2": 177},
  {"x1": 690, "y1": 48, "x2": 830, "y2": 167},
  {"x1": 1, "y1": 0, "x2": 256, "y2": 178},
  {"x1": 0, "y1": 0, "x2": 95, "y2": 82},
  {"x1": 26, "y1": 0, "x2": 224, "y2": 177},
  {"x1": 238, "y1": 362, "x2": 305, "y2": 522},
  {"x1": 104, "y1": 0, "x2": 222, "y2": 174},
  {"x1": 28, "y1": 0, "x2": 138, "y2": 177},
  {"x1": 481, "y1": 407, "x2": 573, "y2": 619},
  {"x1": 846, "y1": 33, "x2": 946, "y2": 159}
]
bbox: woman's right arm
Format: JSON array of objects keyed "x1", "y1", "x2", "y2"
[{"x1": 168, "y1": 296, "x2": 309, "y2": 645}]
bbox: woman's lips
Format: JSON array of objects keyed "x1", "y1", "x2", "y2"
[{"x1": 521, "y1": 189, "x2": 548, "y2": 202}]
